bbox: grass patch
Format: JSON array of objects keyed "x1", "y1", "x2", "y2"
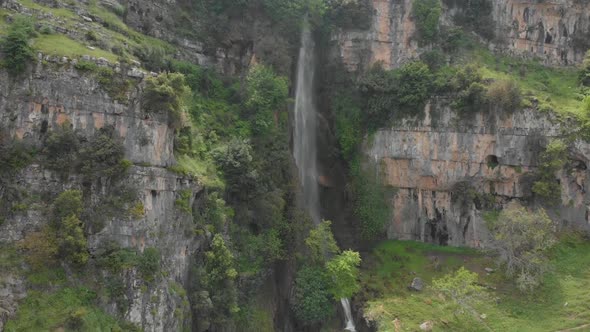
[
  {"x1": 3, "y1": 287, "x2": 129, "y2": 332},
  {"x1": 32, "y1": 34, "x2": 118, "y2": 62},
  {"x1": 472, "y1": 47, "x2": 583, "y2": 117},
  {"x1": 19, "y1": 0, "x2": 77, "y2": 19},
  {"x1": 170, "y1": 155, "x2": 225, "y2": 189},
  {"x1": 361, "y1": 236, "x2": 590, "y2": 331}
]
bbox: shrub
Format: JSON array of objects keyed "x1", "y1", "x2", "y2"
[
  {"x1": 78, "y1": 127, "x2": 127, "y2": 179},
  {"x1": 432, "y1": 267, "x2": 487, "y2": 316},
  {"x1": 291, "y1": 266, "x2": 334, "y2": 324},
  {"x1": 143, "y1": 73, "x2": 190, "y2": 129},
  {"x1": 20, "y1": 227, "x2": 59, "y2": 270},
  {"x1": 580, "y1": 50, "x2": 590, "y2": 87},
  {"x1": 326, "y1": 250, "x2": 361, "y2": 299},
  {"x1": 0, "y1": 139, "x2": 34, "y2": 174},
  {"x1": 412, "y1": 0, "x2": 441, "y2": 44},
  {"x1": 245, "y1": 65, "x2": 289, "y2": 136},
  {"x1": 487, "y1": 79, "x2": 522, "y2": 111},
  {"x1": 43, "y1": 125, "x2": 80, "y2": 173},
  {"x1": 361, "y1": 61, "x2": 433, "y2": 126},
  {"x1": 139, "y1": 248, "x2": 160, "y2": 282},
  {"x1": 212, "y1": 139, "x2": 259, "y2": 201},
  {"x1": 52, "y1": 190, "x2": 83, "y2": 222},
  {"x1": 488, "y1": 202, "x2": 556, "y2": 292},
  {"x1": 1, "y1": 15, "x2": 35, "y2": 76},
  {"x1": 351, "y1": 158, "x2": 391, "y2": 239},
  {"x1": 305, "y1": 220, "x2": 339, "y2": 264},
  {"x1": 532, "y1": 139, "x2": 568, "y2": 205},
  {"x1": 175, "y1": 189, "x2": 192, "y2": 214}
]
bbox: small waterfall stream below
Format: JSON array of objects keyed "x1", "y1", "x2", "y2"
[{"x1": 293, "y1": 19, "x2": 356, "y2": 332}]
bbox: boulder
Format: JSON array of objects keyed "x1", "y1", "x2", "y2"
[
  {"x1": 409, "y1": 277, "x2": 424, "y2": 291},
  {"x1": 419, "y1": 321, "x2": 433, "y2": 331}
]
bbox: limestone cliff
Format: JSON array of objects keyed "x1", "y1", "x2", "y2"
[
  {"x1": 0, "y1": 61, "x2": 202, "y2": 331},
  {"x1": 332, "y1": 0, "x2": 590, "y2": 70},
  {"x1": 365, "y1": 102, "x2": 590, "y2": 246}
]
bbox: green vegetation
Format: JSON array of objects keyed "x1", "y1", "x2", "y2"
[
  {"x1": 432, "y1": 267, "x2": 487, "y2": 317},
  {"x1": 245, "y1": 64, "x2": 289, "y2": 135},
  {"x1": 326, "y1": 250, "x2": 361, "y2": 299},
  {"x1": 143, "y1": 73, "x2": 190, "y2": 129},
  {"x1": 51, "y1": 190, "x2": 89, "y2": 267},
  {"x1": 305, "y1": 220, "x2": 339, "y2": 264},
  {"x1": 139, "y1": 247, "x2": 161, "y2": 283},
  {"x1": 33, "y1": 34, "x2": 119, "y2": 62},
  {"x1": 489, "y1": 202, "x2": 556, "y2": 292},
  {"x1": 175, "y1": 189, "x2": 193, "y2": 214},
  {"x1": 4, "y1": 288, "x2": 135, "y2": 332},
  {"x1": 412, "y1": 0, "x2": 442, "y2": 44},
  {"x1": 532, "y1": 139, "x2": 568, "y2": 204},
  {"x1": 1, "y1": 15, "x2": 35, "y2": 75},
  {"x1": 362, "y1": 236, "x2": 590, "y2": 331},
  {"x1": 351, "y1": 159, "x2": 392, "y2": 239},
  {"x1": 292, "y1": 266, "x2": 334, "y2": 323},
  {"x1": 190, "y1": 234, "x2": 239, "y2": 330}
]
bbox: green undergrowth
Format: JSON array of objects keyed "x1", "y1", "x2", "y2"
[
  {"x1": 33, "y1": 33, "x2": 119, "y2": 62},
  {"x1": 3, "y1": 287, "x2": 137, "y2": 332},
  {"x1": 362, "y1": 236, "x2": 590, "y2": 331},
  {"x1": 473, "y1": 47, "x2": 584, "y2": 117}
]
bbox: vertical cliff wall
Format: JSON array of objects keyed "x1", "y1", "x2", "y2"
[
  {"x1": 0, "y1": 60, "x2": 202, "y2": 331},
  {"x1": 331, "y1": 0, "x2": 590, "y2": 70},
  {"x1": 364, "y1": 102, "x2": 590, "y2": 247}
]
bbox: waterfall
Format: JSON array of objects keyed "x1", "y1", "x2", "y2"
[
  {"x1": 293, "y1": 19, "x2": 357, "y2": 332},
  {"x1": 341, "y1": 298, "x2": 356, "y2": 331},
  {"x1": 293, "y1": 19, "x2": 320, "y2": 224}
]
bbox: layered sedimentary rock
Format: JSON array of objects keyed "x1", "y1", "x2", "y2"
[
  {"x1": 365, "y1": 101, "x2": 590, "y2": 247},
  {"x1": 0, "y1": 63, "x2": 201, "y2": 331},
  {"x1": 332, "y1": 0, "x2": 590, "y2": 70}
]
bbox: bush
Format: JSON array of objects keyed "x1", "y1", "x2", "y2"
[
  {"x1": 580, "y1": 50, "x2": 590, "y2": 87},
  {"x1": 143, "y1": 73, "x2": 190, "y2": 129},
  {"x1": 412, "y1": 0, "x2": 441, "y2": 44},
  {"x1": 432, "y1": 267, "x2": 487, "y2": 316},
  {"x1": 326, "y1": 250, "x2": 361, "y2": 299},
  {"x1": 532, "y1": 139, "x2": 568, "y2": 205},
  {"x1": 52, "y1": 190, "x2": 89, "y2": 267},
  {"x1": 361, "y1": 61, "x2": 433, "y2": 126},
  {"x1": 0, "y1": 139, "x2": 34, "y2": 174},
  {"x1": 305, "y1": 220, "x2": 339, "y2": 264},
  {"x1": 351, "y1": 158, "x2": 391, "y2": 239},
  {"x1": 245, "y1": 65, "x2": 289, "y2": 136},
  {"x1": 139, "y1": 248, "x2": 160, "y2": 282},
  {"x1": 1, "y1": 15, "x2": 35, "y2": 76},
  {"x1": 21, "y1": 227, "x2": 59, "y2": 270},
  {"x1": 487, "y1": 79, "x2": 522, "y2": 111},
  {"x1": 78, "y1": 127, "x2": 128, "y2": 179},
  {"x1": 291, "y1": 266, "x2": 334, "y2": 324},
  {"x1": 489, "y1": 202, "x2": 556, "y2": 292},
  {"x1": 43, "y1": 125, "x2": 80, "y2": 173}
]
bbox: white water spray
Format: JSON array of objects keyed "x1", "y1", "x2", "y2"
[
  {"x1": 293, "y1": 19, "x2": 357, "y2": 332},
  {"x1": 341, "y1": 298, "x2": 357, "y2": 331},
  {"x1": 293, "y1": 19, "x2": 320, "y2": 224}
]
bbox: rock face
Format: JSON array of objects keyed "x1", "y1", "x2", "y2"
[
  {"x1": 489, "y1": 0, "x2": 590, "y2": 66},
  {"x1": 365, "y1": 101, "x2": 590, "y2": 246},
  {"x1": 0, "y1": 64, "x2": 202, "y2": 331},
  {"x1": 332, "y1": 0, "x2": 590, "y2": 70}
]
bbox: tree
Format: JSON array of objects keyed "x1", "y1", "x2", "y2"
[
  {"x1": 212, "y1": 139, "x2": 259, "y2": 201},
  {"x1": 143, "y1": 73, "x2": 190, "y2": 129},
  {"x1": 1, "y1": 15, "x2": 35, "y2": 76},
  {"x1": 412, "y1": 0, "x2": 441, "y2": 44},
  {"x1": 191, "y1": 234, "x2": 239, "y2": 330},
  {"x1": 291, "y1": 266, "x2": 334, "y2": 324},
  {"x1": 432, "y1": 267, "x2": 487, "y2": 317},
  {"x1": 326, "y1": 250, "x2": 361, "y2": 299},
  {"x1": 532, "y1": 139, "x2": 568, "y2": 205},
  {"x1": 51, "y1": 190, "x2": 89, "y2": 267},
  {"x1": 245, "y1": 64, "x2": 289, "y2": 135},
  {"x1": 305, "y1": 220, "x2": 339, "y2": 264},
  {"x1": 489, "y1": 202, "x2": 556, "y2": 292}
]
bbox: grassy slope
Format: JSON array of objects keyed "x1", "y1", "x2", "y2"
[
  {"x1": 361, "y1": 236, "x2": 590, "y2": 331},
  {"x1": 471, "y1": 47, "x2": 585, "y2": 118}
]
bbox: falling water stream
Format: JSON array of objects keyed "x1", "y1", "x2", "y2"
[{"x1": 293, "y1": 19, "x2": 356, "y2": 332}]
